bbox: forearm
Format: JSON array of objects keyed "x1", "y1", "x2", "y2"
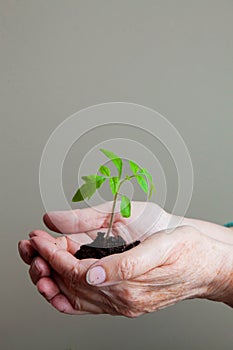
[{"x1": 173, "y1": 215, "x2": 233, "y2": 244}]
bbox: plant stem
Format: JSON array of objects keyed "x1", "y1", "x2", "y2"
[
  {"x1": 105, "y1": 192, "x2": 118, "y2": 238},
  {"x1": 105, "y1": 175, "x2": 136, "y2": 239}
]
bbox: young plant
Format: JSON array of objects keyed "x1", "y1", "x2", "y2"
[{"x1": 72, "y1": 148, "x2": 156, "y2": 239}]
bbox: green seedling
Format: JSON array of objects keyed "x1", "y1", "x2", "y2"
[{"x1": 72, "y1": 148, "x2": 156, "y2": 238}]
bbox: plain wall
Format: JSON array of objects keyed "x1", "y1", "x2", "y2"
[{"x1": 0, "y1": 1, "x2": 233, "y2": 349}]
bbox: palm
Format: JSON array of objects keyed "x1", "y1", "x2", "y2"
[{"x1": 54, "y1": 201, "x2": 168, "y2": 249}]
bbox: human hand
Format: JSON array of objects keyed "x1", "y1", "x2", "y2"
[
  {"x1": 18, "y1": 200, "x2": 169, "y2": 287},
  {"x1": 18, "y1": 201, "x2": 168, "y2": 314},
  {"x1": 19, "y1": 199, "x2": 233, "y2": 268},
  {"x1": 19, "y1": 222, "x2": 233, "y2": 317},
  {"x1": 20, "y1": 202, "x2": 233, "y2": 317}
]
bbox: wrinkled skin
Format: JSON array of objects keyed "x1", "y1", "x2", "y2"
[{"x1": 18, "y1": 201, "x2": 233, "y2": 317}]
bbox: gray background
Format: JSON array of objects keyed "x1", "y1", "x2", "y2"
[{"x1": 1, "y1": 1, "x2": 233, "y2": 349}]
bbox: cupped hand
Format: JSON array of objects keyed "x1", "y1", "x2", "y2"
[
  {"x1": 18, "y1": 201, "x2": 168, "y2": 274},
  {"x1": 18, "y1": 201, "x2": 169, "y2": 315},
  {"x1": 19, "y1": 225, "x2": 233, "y2": 317},
  {"x1": 18, "y1": 200, "x2": 233, "y2": 317},
  {"x1": 42, "y1": 200, "x2": 169, "y2": 242}
]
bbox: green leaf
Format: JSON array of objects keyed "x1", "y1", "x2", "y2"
[
  {"x1": 72, "y1": 174, "x2": 106, "y2": 202},
  {"x1": 100, "y1": 148, "x2": 123, "y2": 178},
  {"x1": 82, "y1": 174, "x2": 104, "y2": 183},
  {"x1": 139, "y1": 168, "x2": 152, "y2": 182},
  {"x1": 135, "y1": 174, "x2": 148, "y2": 194},
  {"x1": 139, "y1": 168, "x2": 156, "y2": 199},
  {"x1": 109, "y1": 176, "x2": 120, "y2": 195},
  {"x1": 72, "y1": 183, "x2": 96, "y2": 202},
  {"x1": 129, "y1": 160, "x2": 140, "y2": 174},
  {"x1": 129, "y1": 162, "x2": 156, "y2": 198},
  {"x1": 120, "y1": 195, "x2": 131, "y2": 218},
  {"x1": 99, "y1": 165, "x2": 111, "y2": 177},
  {"x1": 81, "y1": 174, "x2": 106, "y2": 189}
]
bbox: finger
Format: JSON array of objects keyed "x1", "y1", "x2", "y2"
[
  {"x1": 28, "y1": 232, "x2": 93, "y2": 261},
  {"x1": 29, "y1": 238, "x2": 117, "y2": 315},
  {"x1": 29, "y1": 230, "x2": 56, "y2": 242},
  {"x1": 86, "y1": 231, "x2": 174, "y2": 286},
  {"x1": 30, "y1": 236, "x2": 96, "y2": 279},
  {"x1": 37, "y1": 277, "x2": 60, "y2": 300},
  {"x1": 65, "y1": 233, "x2": 93, "y2": 254},
  {"x1": 26, "y1": 232, "x2": 86, "y2": 264},
  {"x1": 43, "y1": 202, "x2": 118, "y2": 234},
  {"x1": 18, "y1": 230, "x2": 58, "y2": 265},
  {"x1": 18, "y1": 230, "x2": 59, "y2": 265},
  {"x1": 29, "y1": 256, "x2": 51, "y2": 285},
  {"x1": 53, "y1": 270, "x2": 116, "y2": 314},
  {"x1": 50, "y1": 294, "x2": 90, "y2": 315},
  {"x1": 36, "y1": 277, "x2": 89, "y2": 314},
  {"x1": 18, "y1": 240, "x2": 37, "y2": 264},
  {"x1": 29, "y1": 230, "x2": 81, "y2": 254},
  {"x1": 37, "y1": 277, "x2": 104, "y2": 314},
  {"x1": 52, "y1": 273, "x2": 111, "y2": 315}
]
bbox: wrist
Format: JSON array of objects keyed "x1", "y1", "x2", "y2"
[
  {"x1": 205, "y1": 240, "x2": 233, "y2": 307},
  {"x1": 174, "y1": 215, "x2": 233, "y2": 245}
]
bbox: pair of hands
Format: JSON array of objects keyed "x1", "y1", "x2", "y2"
[{"x1": 18, "y1": 201, "x2": 233, "y2": 317}]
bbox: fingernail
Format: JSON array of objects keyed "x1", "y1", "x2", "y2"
[{"x1": 86, "y1": 266, "x2": 106, "y2": 285}]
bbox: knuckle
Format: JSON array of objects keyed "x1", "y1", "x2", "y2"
[
  {"x1": 29, "y1": 258, "x2": 41, "y2": 284},
  {"x1": 69, "y1": 261, "x2": 83, "y2": 288},
  {"x1": 74, "y1": 297, "x2": 82, "y2": 311},
  {"x1": 36, "y1": 278, "x2": 43, "y2": 292},
  {"x1": 36, "y1": 279, "x2": 47, "y2": 298},
  {"x1": 30, "y1": 229, "x2": 42, "y2": 237},
  {"x1": 118, "y1": 256, "x2": 138, "y2": 280},
  {"x1": 49, "y1": 247, "x2": 59, "y2": 265},
  {"x1": 56, "y1": 236, "x2": 68, "y2": 249},
  {"x1": 119, "y1": 286, "x2": 136, "y2": 304}
]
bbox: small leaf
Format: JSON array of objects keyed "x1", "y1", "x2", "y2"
[
  {"x1": 129, "y1": 160, "x2": 140, "y2": 174},
  {"x1": 96, "y1": 178, "x2": 106, "y2": 189},
  {"x1": 82, "y1": 174, "x2": 104, "y2": 183},
  {"x1": 135, "y1": 174, "x2": 148, "y2": 194},
  {"x1": 72, "y1": 174, "x2": 106, "y2": 202},
  {"x1": 100, "y1": 148, "x2": 123, "y2": 178},
  {"x1": 139, "y1": 168, "x2": 152, "y2": 182},
  {"x1": 72, "y1": 183, "x2": 96, "y2": 202},
  {"x1": 109, "y1": 176, "x2": 120, "y2": 195},
  {"x1": 139, "y1": 168, "x2": 156, "y2": 198},
  {"x1": 120, "y1": 195, "x2": 131, "y2": 218},
  {"x1": 82, "y1": 174, "x2": 106, "y2": 189},
  {"x1": 99, "y1": 165, "x2": 111, "y2": 177},
  {"x1": 72, "y1": 184, "x2": 86, "y2": 202}
]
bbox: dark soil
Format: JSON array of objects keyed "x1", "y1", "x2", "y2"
[{"x1": 74, "y1": 231, "x2": 140, "y2": 260}]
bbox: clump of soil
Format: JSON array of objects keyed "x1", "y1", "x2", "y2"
[{"x1": 74, "y1": 231, "x2": 140, "y2": 260}]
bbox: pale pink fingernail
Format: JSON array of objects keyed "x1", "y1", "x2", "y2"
[{"x1": 86, "y1": 266, "x2": 106, "y2": 285}]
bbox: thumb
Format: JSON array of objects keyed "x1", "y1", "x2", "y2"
[{"x1": 86, "y1": 231, "x2": 173, "y2": 286}]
